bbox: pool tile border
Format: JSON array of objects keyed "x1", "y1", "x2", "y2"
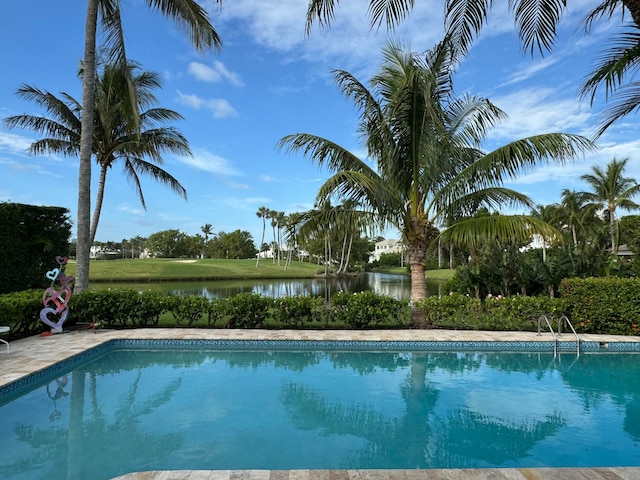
[{"x1": 2, "y1": 337, "x2": 639, "y2": 399}]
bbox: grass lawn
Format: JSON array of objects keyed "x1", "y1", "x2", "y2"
[
  {"x1": 65, "y1": 258, "x2": 321, "y2": 282},
  {"x1": 64, "y1": 258, "x2": 458, "y2": 283}
]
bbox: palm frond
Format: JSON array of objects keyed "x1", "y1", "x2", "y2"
[
  {"x1": 145, "y1": 0, "x2": 222, "y2": 52},
  {"x1": 443, "y1": 215, "x2": 563, "y2": 249},
  {"x1": 510, "y1": 0, "x2": 566, "y2": 56}
]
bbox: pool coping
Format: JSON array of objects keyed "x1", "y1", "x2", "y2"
[{"x1": 2, "y1": 328, "x2": 640, "y2": 480}]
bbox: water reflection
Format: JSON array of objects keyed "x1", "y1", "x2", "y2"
[
  {"x1": 2, "y1": 350, "x2": 639, "y2": 479},
  {"x1": 93, "y1": 272, "x2": 444, "y2": 300}
]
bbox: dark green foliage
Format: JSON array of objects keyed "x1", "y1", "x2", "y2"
[
  {"x1": 70, "y1": 288, "x2": 168, "y2": 327},
  {"x1": 0, "y1": 290, "x2": 44, "y2": 338},
  {"x1": 212, "y1": 293, "x2": 272, "y2": 328},
  {"x1": 560, "y1": 277, "x2": 640, "y2": 335},
  {"x1": 0, "y1": 203, "x2": 71, "y2": 294},
  {"x1": 167, "y1": 294, "x2": 209, "y2": 326},
  {"x1": 206, "y1": 229, "x2": 257, "y2": 259},
  {"x1": 415, "y1": 294, "x2": 565, "y2": 331},
  {"x1": 330, "y1": 291, "x2": 410, "y2": 328},
  {"x1": 270, "y1": 295, "x2": 325, "y2": 326}
]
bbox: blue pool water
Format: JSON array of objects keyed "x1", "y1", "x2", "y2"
[{"x1": 1, "y1": 343, "x2": 639, "y2": 480}]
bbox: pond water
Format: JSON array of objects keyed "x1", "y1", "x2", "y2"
[{"x1": 91, "y1": 272, "x2": 445, "y2": 300}]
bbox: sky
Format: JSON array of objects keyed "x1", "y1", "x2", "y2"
[{"x1": 1, "y1": 0, "x2": 640, "y2": 245}]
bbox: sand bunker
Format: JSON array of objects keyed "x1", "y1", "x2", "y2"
[{"x1": 172, "y1": 259, "x2": 197, "y2": 263}]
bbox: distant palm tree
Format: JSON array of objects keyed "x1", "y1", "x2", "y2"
[
  {"x1": 201, "y1": 223, "x2": 213, "y2": 258},
  {"x1": 74, "y1": 0, "x2": 222, "y2": 293},
  {"x1": 255, "y1": 206, "x2": 269, "y2": 267},
  {"x1": 579, "y1": 157, "x2": 640, "y2": 254},
  {"x1": 5, "y1": 62, "x2": 190, "y2": 244},
  {"x1": 280, "y1": 39, "x2": 594, "y2": 326}
]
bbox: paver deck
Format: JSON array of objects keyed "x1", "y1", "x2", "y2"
[{"x1": 2, "y1": 328, "x2": 639, "y2": 480}]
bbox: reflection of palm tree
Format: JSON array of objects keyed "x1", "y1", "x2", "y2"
[
  {"x1": 281, "y1": 352, "x2": 566, "y2": 468},
  {"x1": 2, "y1": 368, "x2": 183, "y2": 479}
]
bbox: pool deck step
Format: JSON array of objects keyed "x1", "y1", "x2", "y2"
[{"x1": 111, "y1": 467, "x2": 640, "y2": 480}]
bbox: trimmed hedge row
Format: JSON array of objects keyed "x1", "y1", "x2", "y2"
[
  {"x1": 1, "y1": 277, "x2": 639, "y2": 340},
  {"x1": 414, "y1": 294, "x2": 566, "y2": 331},
  {"x1": 559, "y1": 277, "x2": 640, "y2": 335}
]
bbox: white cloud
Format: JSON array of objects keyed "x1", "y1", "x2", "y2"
[
  {"x1": 188, "y1": 61, "x2": 244, "y2": 87},
  {"x1": 0, "y1": 131, "x2": 34, "y2": 155},
  {"x1": 176, "y1": 148, "x2": 241, "y2": 176},
  {"x1": 228, "y1": 181, "x2": 249, "y2": 190},
  {"x1": 259, "y1": 174, "x2": 276, "y2": 182},
  {"x1": 175, "y1": 90, "x2": 238, "y2": 118}
]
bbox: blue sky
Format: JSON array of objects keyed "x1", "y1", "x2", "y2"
[{"x1": 1, "y1": 1, "x2": 639, "y2": 244}]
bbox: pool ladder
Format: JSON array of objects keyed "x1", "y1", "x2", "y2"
[{"x1": 537, "y1": 314, "x2": 580, "y2": 358}]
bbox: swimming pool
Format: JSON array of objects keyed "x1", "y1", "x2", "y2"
[{"x1": 1, "y1": 340, "x2": 639, "y2": 480}]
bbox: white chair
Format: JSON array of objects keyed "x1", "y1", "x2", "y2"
[{"x1": 0, "y1": 326, "x2": 9, "y2": 353}]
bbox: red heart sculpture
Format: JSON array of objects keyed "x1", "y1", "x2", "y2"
[{"x1": 42, "y1": 286, "x2": 72, "y2": 313}]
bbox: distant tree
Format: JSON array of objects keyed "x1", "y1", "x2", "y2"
[
  {"x1": 145, "y1": 229, "x2": 190, "y2": 258},
  {"x1": 256, "y1": 206, "x2": 269, "y2": 267},
  {"x1": 201, "y1": 223, "x2": 213, "y2": 259},
  {"x1": 580, "y1": 157, "x2": 640, "y2": 254},
  {"x1": 207, "y1": 230, "x2": 257, "y2": 259}
]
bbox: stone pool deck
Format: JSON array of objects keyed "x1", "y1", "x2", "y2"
[{"x1": 2, "y1": 328, "x2": 640, "y2": 480}]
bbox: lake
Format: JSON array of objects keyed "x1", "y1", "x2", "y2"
[{"x1": 91, "y1": 272, "x2": 445, "y2": 300}]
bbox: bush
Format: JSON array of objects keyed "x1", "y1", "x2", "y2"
[
  {"x1": 214, "y1": 293, "x2": 272, "y2": 328},
  {"x1": 270, "y1": 296, "x2": 325, "y2": 327},
  {"x1": 415, "y1": 293, "x2": 565, "y2": 331},
  {"x1": 0, "y1": 290, "x2": 44, "y2": 338},
  {"x1": 167, "y1": 294, "x2": 209, "y2": 327},
  {"x1": 560, "y1": 277, "x2": 640, "y2": 335},
  {"x1": 330, "y1": 291, "x2": 410, "y2": 328}
]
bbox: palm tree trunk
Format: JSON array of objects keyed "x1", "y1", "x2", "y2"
[
  {"x1": 75, "y1": 0, "x2": 99, "y2": 294},
  {"x1": 89, "y1": 164, "x2": 108, "y2": 244},
  {"x1": 624, "y1": 0, "x2": 640, "y2": 26},
  {"x1": 408, "y1": 243, "x2": 428, "y2": 328},
  {"x1": 610, "y1": 208, "x2": 617, "y2": 254},
  {"x1": 256, "y1": 220, "x2": 265, "y2": 267}
]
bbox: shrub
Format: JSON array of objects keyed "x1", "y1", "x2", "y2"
[
  {"x1": 166, "y1": 294, "x2": 209, "y2": 327},
  {"x1": 560, "y1": 277, "x2": 640, "y2": 335},
  {"x1": 330, "y1": 291, "x2": 410, "y2": 328},
  {"x1": 270, "y1": 296, "x2": 325, "y2": 327},
  {"x1": 0, "y1": 290, "x2": 44, "y2": 338},
  {"x1": 217, "y1": 293, "x2": 272, "y2": 328}
]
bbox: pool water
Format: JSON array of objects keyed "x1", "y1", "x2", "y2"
[{"x1": 1, "y1": 348, "x2": 639, "y2": 480}]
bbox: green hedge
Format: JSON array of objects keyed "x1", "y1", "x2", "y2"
[
  {"x1": 2, "y1": 278, "x2": 639, "y2": 340},
  {"x1": 560, "y1": 277, "x2": 640, "y2": 335},
  {"x1": 414, "y1": 294, "x2": 566, "y2": 331}
]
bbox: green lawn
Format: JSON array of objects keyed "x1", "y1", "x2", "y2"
[
  {"x1": 64, "y1": 258, "x2": 457, "y2": 283},
  {"x1": 65, "y1": 258, "x2": 321, "y2": 282}
]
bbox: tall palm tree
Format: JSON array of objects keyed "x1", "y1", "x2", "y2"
[
  {"x1": 4, "y1": 62, "x2": 190, "y2": 244},
  {"x1": 255, "y1": 206, "x2": 270, "y2": 267},
  {"x1": 579, "y1": 157, "x2": 640, "y2": 254},
  {"x1": 279, "y1": 39, "x2": 594, "y2": 326},
  {"x1": 554, "y1": 189, "x2": 596, "y2": 247},
  {"x1": 201, "y1": 223, "x2": 213, "y2": 259},
  {"x1": 74, "y1": 0, "x2": 222, "y2": 293}
]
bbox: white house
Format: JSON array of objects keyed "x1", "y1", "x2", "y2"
[{"x1": 369, "y1": 239, "x2": 404, "y2": 262}]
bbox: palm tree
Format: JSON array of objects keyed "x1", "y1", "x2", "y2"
[
  {"x1": 255, "y1": 206, "x2": 270, "y2": 267},
  {"x1": 74, "y1": 0, "x2": 222, "y2": 293},
  {"x1": 579, "y1": 157, "x2": 640, "y2": 254},
  {"x1": 201, "y1": 223, "x2": 213, "y2": 258},
  {"x1": 306, "y1": 1, "x2": 640, "y2": 136},
  {"x1": 279, "y1": 39, "x2": 594, "y2": 326},
  {"x1": 4, "y1": 62, "x2": 190, "y2": 245}
]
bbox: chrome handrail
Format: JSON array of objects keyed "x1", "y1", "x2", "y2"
[
  {"x1": 537, "y1": 314, "x2": 557, "y2": 358},
  {"x1": 558, "y1": 314, "x2": 580, "y2": 358}
]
